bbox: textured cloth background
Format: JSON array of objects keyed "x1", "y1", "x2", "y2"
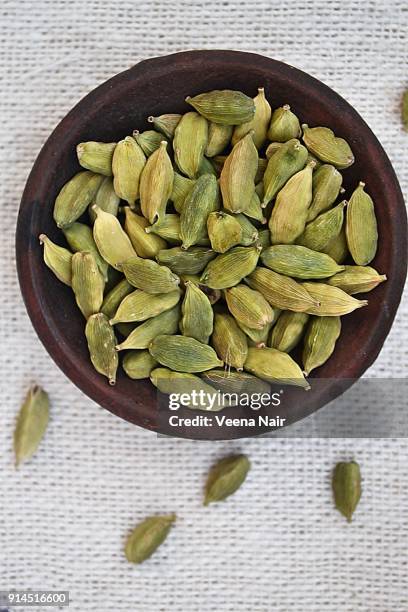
[{"x1": 1, "y1": 1, "x2": 408, "y2": 611}]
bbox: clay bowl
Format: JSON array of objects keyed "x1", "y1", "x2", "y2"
[{"x1": 16, "y1": 50, "x2": 407, "y2": 440}]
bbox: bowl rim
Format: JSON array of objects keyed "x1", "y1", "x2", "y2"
[{"x1": 16, "y1": 50, "x2": 408, "y2": 439}]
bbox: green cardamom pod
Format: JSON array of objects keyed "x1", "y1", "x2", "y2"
[
  {"x1": 197, "y1": 155, "x2": 218, "y2": 177},
  {"x1": 236, "y1": 319, "x2": 273, "y2": 347},
  {"x1": 124, "y1": 207, "x2": 167, "y2": 258},
  {"x1": 307, "y1": 164, "x2": 343, "y2": 222},
  {"x1": 204, "y1": 455, "x2": 251, "y2": 505},
  {"x1": 332, "y1": 461, "x2": 361, "y2": 522},
  {"x1": 202, "y1": 369, "x2": 271, "y2": 396},
  {"x1": 180, "y1": 282, "x2": 214, "y2": 344},
  {"x1": 173, "y1": 112, "x2": 208, "y2": 178},
  {"x1": 119, "y1": 256, "x2": 180, "y2": 294},
  {"x1": 246, "y1": 267, "x2": 319, "y2": 312},
  {"x1": 225, "y1": 284, "x2": 274, "y2": 330},
  {"x1": 85, "y1": 313, "x2": 118, "y2": 385},
  {"x1": 133, "y1": 129, "x2": 168, "y2": 157},
  {"x1": 92, "y1": 206, "x2": 137, "y2": 269},
  {"x1": 402, "y1": 90, "x2": 408, "y2": 131},
  {"x1": 296, "y1": 200, "x2": 347, "y2": 252},
  {"x1": 63, "y1": 222, "x2": 109, "y2": 280},
  {"x1": 148, "y1": 113, "x2": 181, "y2": 138},
  {"x1": 269, "y1": 311, "x2": 309, "y2": 353},
  {"x1": 39, "y1": 234, "x2": 72, "y2": 286},
  {"x1": 110, "y1": 289, "x2": 180, "y2": 324},
  {"x1": 265, "y1": 141, "x2": 283, "y2": 158},
  {"x1": 89, "y1": 176, "x2": 120, "y2": 222},
  {"x1": 76, "y1": 141, "x2": 116, "y2": 176},
  {"x1": 200, "y1": 245, "x2": 261, "y2": 289},
  {"x1": 220, "y1": 132, "x2": 258, "y2": 213},
  {"x1": 157, "y1": 246, "x2": 216, "y2": 275},
  {"x1": 149, "y1": 334, "x2": 223, "y2": 372},
  {"x1": 346, "y1": 182, "x2": 378, "y2": 265},
  {"x1": 302, "y1": 124, "x2": 354, "y2": 169},
  {"x1": 101, "y1": 278, "x2": 134, "y2": 319},
  {"x1": 181, "y1": 174, "x2": 219, "y2": 249},
  {"x1": 207, "y1": 211, "x2": 243, "y2": 253},
  {"x1": 14, "y1": 385, "x2": 49, "y2": 468},
  {"x1": 269, "y1": 161, "x2": 315, "y2": 244},
  {"x1": 262, "y1": 138, "x2": 308, "y2": 206},
  {"x1": 234, "y1": 214, "x2": 259, "y2": 246},
  {"x1": 261, "y1": 245, "x2": 345, "y2": 279},
  {"x1": 303, "y1": 315, "x2": 341, "y2": 375},
  {"x1": 232, "y1": 87, "x2": 272, "y2": 149},
  {"x1": 122, "y1": 351, "x2": 158, "y2": 380},
  {"x1": 212, "y1": 313, "x2": 248, "y2": 370},
  {"x1": 186, "y1": 89, "x2": 255, "y2": 125},
  {"x1": 244, "y1": 346, "x2": 310, "y2": 389},
  {"x1": 171, "y1": 172, "x2": 195, "y2": 213},
  {"x1": 320, "y1": 226, "x2": 349, "y2": 264},
  {"x1": 116, "y1": 305, "x2": 180, "y2": 350},
  {"x1": 71, "y1": 252, "x2": 105, "y2": 319},
  {"x1": 327, "y1": 265, "x2": 387, "y2": 295},
  {"x1": 145, "y1": 214, "x2": 181, "y2": 244},
  {"x1": 140, "y1": 140, "x2": 174, "y2": 224},
  {"x1": 150, "y1": 368, "x2": 226, "y2": 410},
  {"x1": 257, "y1": 228, "x2": 271, "y2": 250},
  {"x1": 112, "y1": 136, "x2": 146, "y2": 206},
  {"x1": 244, "y1": 190, "x2": 266, "y2": 224},
  {"x1": 302, "y1": 282, "x2": 368, "y2": 316},
  {"x1": 125, "y1": 514, "x2": 176, "y2": 564},
  {"x1": 53, "y1": 171, "x2": 104, "y2": 228},
  {"x1": 267, "y1": 104, "x2": 301, "y2": 142},
  {"x1": 206, "y1": 122, "x2": 234, "y2": 157}
]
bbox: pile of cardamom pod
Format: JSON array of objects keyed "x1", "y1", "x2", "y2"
[{"x1": 40, "y1": 88, "x2": 386, "y2": 400}]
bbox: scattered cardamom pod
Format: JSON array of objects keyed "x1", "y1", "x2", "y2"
[
  {"x1": 146, "y1": 214, "x2": 182, "y2": 243},
  {"x1": 332, "y1": 461, "x2": 361, "y2": 522},
  {"x1": 186, "y1": 90, "x2": 255, "y2": 125},
  {"x1": 89, "y1": 176, "x2": 120, "y2": 222},
  {"x1": 85, "y1": 313, "x2": 118, "y2": 384},
  {"x1": 133, "y1": 129, "x2": 168, "y2": 157},
  {"x1": 307, "y1": 164, "x2": 343, "y2": 222},
  {"x1": 246, "y1": 267, "x2": 319, "y2": 312},
  {"x1": 206, "y1": 122, "x2": 234, "y2": 157},
  {"x1": 124, "y1": 207, "x2": 167, "y2": 258},
  {"x1": 207, "y1": 211, "x2": 243, "y2": 253},
  {"x1": 204, "y1": 454, "x2": 251, "y2": 505},
  {"x1": 101, "y1": 278, "x2": 134, "y2": 319},
  {"x1": 63, "y1": 222, "x2": 108, "y2": 280},
  {"x1": 302, "y1": 282, "x2": 368, "y2": 316},
  {"x1": 125, "y1": 514, "x2": 176, "y2": 564},
  {"x1": 181, "y1": 174, "x2": 219, "y2": 249},
  {"x1": 346, "y1": 182, "x2": 378, "y2": 265},
  {"x1": 148, "y1": 113, "x2": 181, "y2": 138},
  {"x1": 14, "y1": 385, "x2": 49, "y2": 468},
  {"x1": 76, "y1": 141, "x2": 116, "y2": 176},
  {"x1": 171, "y1": 172, "x2": 195, "y2": 213},
  {"x1": 156, "y1": 246, "x2": 216, "y2": 275},
  {"x1": 297, "y1": 200, "x2": 347, "y2": 252},
  {"x1": 320, "y1": 226, "x2": 349, "y2": 264},
  {"x1": 262, "y1": 138, "x2": 308, "y2": 206},
  {"x1": 303, "y1": 316, "x2": 341, "y2": 374}
]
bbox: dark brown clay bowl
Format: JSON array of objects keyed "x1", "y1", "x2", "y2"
[{"x1": 17, "y1": 50, "x2": 407, "y2": 440}]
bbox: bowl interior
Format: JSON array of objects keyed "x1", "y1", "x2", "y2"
[{"x1": 17, "y1": 50, "x2": 407, "y2": 439}]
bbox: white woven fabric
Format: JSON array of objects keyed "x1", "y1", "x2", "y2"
[{"x1": 1, "y1": 1, "x2": 408, "y2": 610}]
